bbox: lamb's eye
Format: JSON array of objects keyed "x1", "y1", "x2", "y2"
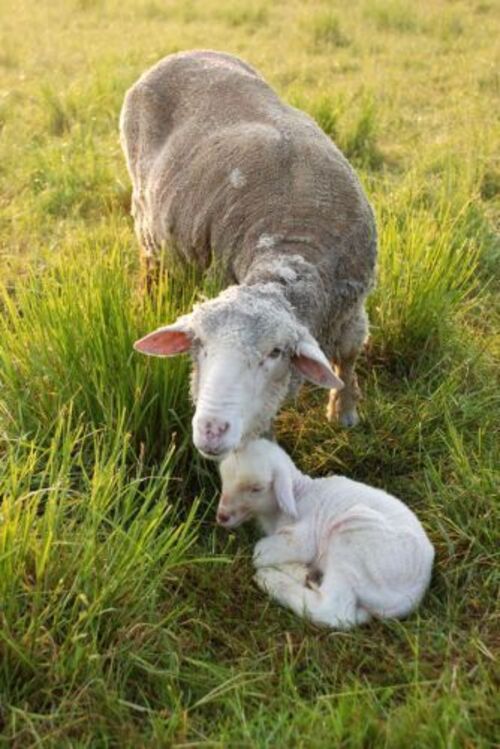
[
  {"x1": 268, "y1": 348, "x2": 282, "y2": 359},
  {"x1": 249, "y1": 485, "x2": 263, "y2": 493}
]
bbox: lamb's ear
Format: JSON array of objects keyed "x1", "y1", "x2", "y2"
[
  {"x1": 134, "y1": 318, "x2": 193, "y2": 357},
  {"x1": 292, "y1": 339, "x2": 344, "y2": 390},
  {"x1": 273, "y1": 457, "x2": 298, "y2": 518}
]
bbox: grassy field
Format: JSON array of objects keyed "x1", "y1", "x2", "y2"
[{"x1": 0, "y1": 0, "x2": 499, "y2": 746}]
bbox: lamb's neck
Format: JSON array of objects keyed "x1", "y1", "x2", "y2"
[
  {"x1": 240, "y1": 252, "x2": 326, "y2": 330},
  {"x1": 293, "y1": 471, "x2": 315, "y2": 507},
  {"x1": 257, "y1": 511, "x2": 282, "y2": 536}
]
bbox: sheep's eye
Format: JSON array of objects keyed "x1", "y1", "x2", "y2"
[
  {"x1": 249, "y1": 485, "x2": 263, "y2": 493},
  {"x1": 196, "y1": 340, "x2": 207, "y2": 356},
  {"x1": 268, "y1": 348, "x2": 282, "y2": 359}
]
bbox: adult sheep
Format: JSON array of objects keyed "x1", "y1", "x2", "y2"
[{"x1": 121, "y1": 50, "x2": 377, "y2": 459}]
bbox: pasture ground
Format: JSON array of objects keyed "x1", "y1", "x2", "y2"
[{"x1": 0, "y1": 0, "x2": 499, "y2": 746}]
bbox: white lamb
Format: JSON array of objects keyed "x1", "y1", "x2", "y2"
[{"x1": 217, "y1": 439, "x2": 434, "y2": 629}]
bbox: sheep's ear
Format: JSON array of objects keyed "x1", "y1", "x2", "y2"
[
  {"x1": 134, "y1": 319, "x2": 193, "y2": 357},
  {"x1": 292, "y1": 339, "x2": 344, "y2": 390},
  {"x1": 273, "y1": 460, "x2": 298, "y2": 518}
]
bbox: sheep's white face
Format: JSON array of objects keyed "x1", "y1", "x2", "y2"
[
  {"x1": 190, "y1": 339, "x2": 291, "y2": 458},
  {"x1": 133, "y1": 286, "x2": 343, "y2": 459}
]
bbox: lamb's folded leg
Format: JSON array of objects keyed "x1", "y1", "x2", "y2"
[
  {"x1": 253, "y1": 522, "x2": 314, "y2": 569},
  {"x1": 278, "y1": 563, "x2": 310, "y2": 585},
  {"x1": 254, "y1": 567, "x2": 359, "y2": 629}
]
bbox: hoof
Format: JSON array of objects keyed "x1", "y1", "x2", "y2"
[
  {"x1": 339, "y1": 409, "x2": 359, "y2": 428},
  {"x1": 326, "y1": 397, "x2": 359, "y2": 427}
]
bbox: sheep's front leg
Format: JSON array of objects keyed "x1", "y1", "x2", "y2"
[
  {"x1": 327, "y1": 353, "x2": 361, "y2": 427},
  {"x1": 327, "y1": 308, "x2": 368, "y2": 428},
  {"x1": 253, "y1": 523, "x2": 315, "y2": 569}
]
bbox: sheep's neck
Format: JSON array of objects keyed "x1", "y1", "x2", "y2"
[{"x1": 240, "y1": 252, "x2": 326, "y2": 331}]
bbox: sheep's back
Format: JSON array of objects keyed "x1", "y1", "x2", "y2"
[{"x1": 120, "y1": 50, "x2": 376, "y2": 284}]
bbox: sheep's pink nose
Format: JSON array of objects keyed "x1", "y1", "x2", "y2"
[
  {"x1": 193, "y1": 414, "x2": 239, "y2": 459},
  {"x1": 217, "y1": 511, "x2": 231, "y2": 525},
  {"x1": 195, "y1": 417, "x2": 231, "y2": 456},
  {"x1": 203, "y1": 419, "x2": 230, "y2": 439}
]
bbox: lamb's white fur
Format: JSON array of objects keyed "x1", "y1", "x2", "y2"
[{"x1": 218, "y1": 439, "x2": 434, "y2": 629}]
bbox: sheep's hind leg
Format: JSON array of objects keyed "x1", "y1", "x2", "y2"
[{"x1": 327, "y1": 307, "x2": 368, "y2": 428}]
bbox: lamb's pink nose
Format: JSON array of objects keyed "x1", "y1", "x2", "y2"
[{"x1": 217, "y1": 511, "x2": 231, "y2": 525}]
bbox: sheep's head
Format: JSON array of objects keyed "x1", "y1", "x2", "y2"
[
  {"x1": 217, "y1": 439, "x2": 298, "y2": 528},
  {"x1": 134, "y1": 284, "x2": 342, "y2": 459}
]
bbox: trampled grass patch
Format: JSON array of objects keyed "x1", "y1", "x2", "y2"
[{"x1": 0, "y1": 0, "x2": 499, "y2": 745}]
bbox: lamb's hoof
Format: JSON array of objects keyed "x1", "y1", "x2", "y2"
[
  {"x1": 253, "y1": 567, "x2": 277, "y2": 593},
  {"x1": 253, "y1": 567, "x2": 288, "y2": 596},
  {"x1": 253, "y1": 568, "x2": 267, "y2": 590}
]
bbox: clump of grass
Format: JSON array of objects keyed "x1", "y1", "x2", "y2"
[
  {"x1": 293, "y1": 91, "x2": 382, "y2": 169},
  {"x1": 75, "y1": 0, "x2": 102, "y2": 9},
  {"x1": 0, "y1": 45, "x2": 18, "y2": 69},
  {"x1": 40, "y1": 85, "x2": 75, "y2": 136},
  {"x1": 307, "y1": 93, "x2": 343, "y2": 139},
  {"x1": 371, "y1": 184, "x2": 483, "y2": 360},
  {"x1": 310, "y1": 11, "x2": 350, "y2": 49},
  {"x1": 478, "y1": 68, "x2": 500, "y2": 95},
  {"x1": 342, "y1": 94, "x2": 383, "y2": 169},
  {"x1": 480, "y1": 168, "x2": 500, "y2": 200},
  {"x1": 0, "y1": 411, "x2": 224, "y2": 743},
  {"x1": 436, "y1": 12, "x2": 465, "y2": 42},
  {"x1": 365, "y1": 0, "x2": 422, "y2": 32},
  {"x1": 142, "y1": 1, "x2": 169, "y2": 21},
  {"x1": 28, "y1": 126, "x2": 122, "y2": 219},
  {"x1": 0, "y1": 239, "x2": 198, "y2": 459},
  {"x1": 219, "y1": 4, "x2": 268, "y2": 29},
  {"x1": 0, "y1": 93, "x2": 10, "y2": 131}
]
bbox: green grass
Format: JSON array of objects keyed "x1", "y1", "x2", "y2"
[{"x1": 0, "y1": 0, "x2": 499, "y2": 745}]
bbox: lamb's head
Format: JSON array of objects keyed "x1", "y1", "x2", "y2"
[
  {"x1": 217, "y1": 438, "x2": 298, "y2": 528},
  {"x1": 134, "y1": 284, "x2": 342, "y2": 459}
]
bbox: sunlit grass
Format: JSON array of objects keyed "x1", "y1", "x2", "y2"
[{"x1": 0, "y1": 0, "x2": 498, "y2": 744}]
